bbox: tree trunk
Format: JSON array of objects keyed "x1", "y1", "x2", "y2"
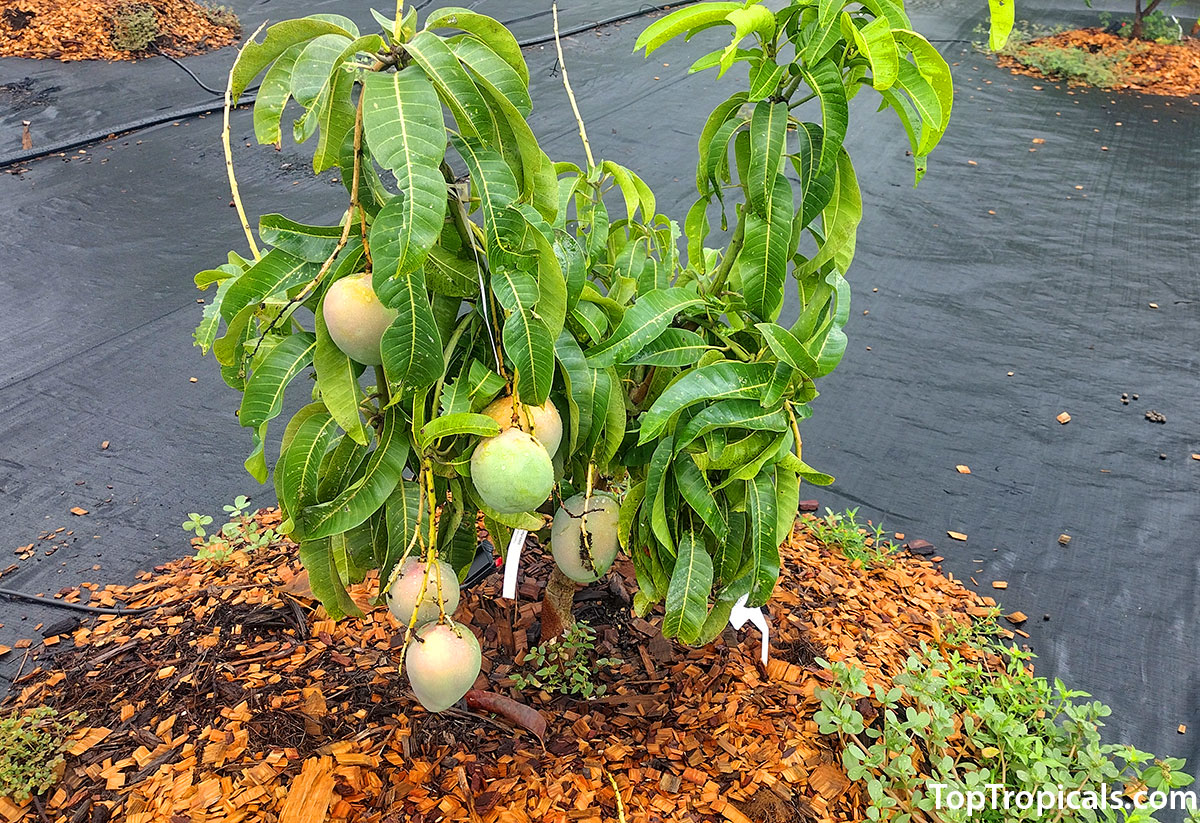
[
  {"x1": 1132, "y1": 0, "x2": 1145, "y2": 40},
  {"x1": 1191, "y1": 18, "x2": 1199, "y2": 37},
  {"x1": 539, "y1": 565, "x2": 576, "y2": 642}
]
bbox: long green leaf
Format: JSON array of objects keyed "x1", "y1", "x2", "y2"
[
  {"x1": 747, "y1": 101, "x2": 787, "y2": 212},
  {"x1": 662, "y1": 531, "x2": 714, "y2": 644},
  {"x1": 795, "y1": 149, "x2": 861, "y2": 279},
  {"x1": 420, "y1": 412, "x2": 500, "y2": 448},
  {"x1": 379, "y1": 267, "x2": 445, "y2": 399},
  {"x1": 299, "y1": 538, "x2": 363, "y2": 619},
  {"x1": 424, "y1": 7, "x2": 530, "y2": 85},
  {"x1": 755, "y1": 322, "x2": 820, "y2": 378},
  {"x1": 253, "y1": 44, "x2": 303, "y2": 144},
  {"x1": 299, "y1": 409, "x2": 409, "y2": 539},
  {"x1": 502, "y1": 309, "x2": 555, "y2": 406},
  {"x1": 741, "y1": 173, "x2": 795, "y2": 321},
  {"x1": 640, "y1": 362, "x2": 774, "y2": 444},
  {"x1": 221, "y1": 249, "x2": 319, "y2": 322},
  {"x1": 259, "y1": 214, "x2": 343, "y2": 262},
  {"x1": 232, "y1": 18, "x2": 354, "y2": 100},
  {"x1": 362, "y1": 67, "x2": 448, "y2": 282},
  {"x1": 585, "y1": 288, "x2": 703, "y2": 368},
  {"x1": 635, "y1": 2, "x2": 743, "y2": 55},
  {"x1": 314, "y1": 299, "x2": 369, "y2": 445},
  {"x1": 627, "y1": 328, "x2": 710, "y2": 367},
  {"x1": 673, "y1": 399, "x2": 788, "y2": 453},
  {"x1": 800, "y1": 59, "x2": 849, "y2": 176},
  {"x1": 239, "y1": 332, "x2": 316, "y2": 429},
  {"x1": 404, "y1": 30, "x2": 497, "y2": 140},
  {"x1": 745, "y1": 468, "x2": 780, "y2": 607},
  {"x1": 276, "y1": 407, "x2": 338, "y2": 522},
  {"x1": 674, "y1": 455, "x2": 727, "y2": 539}
]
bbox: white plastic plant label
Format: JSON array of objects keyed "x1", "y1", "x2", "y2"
[
  {"x1": 729, "y1": 593, "x2": 770, "y2": 665},
  {"x1": 501, "y1": 528, "x2": 528, "y2": 600}
]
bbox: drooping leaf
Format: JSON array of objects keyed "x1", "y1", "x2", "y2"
[
  {"x1": 314, "y1": 298, "x2": 369, "y2": 445},
  {"x1": 299, "y1": 537, "x2": 363, "y2": 619},
  {"x1": 844, "y1": 14, "x2": 899, "y2": 90},
  {"x1": 502, "y1": 309, "x2": 555, "y2": 406},
  {"x1": 253, "y1": 44, "x2": 304, "y2": 145},
  {"x1": 276, "y1": 406, "x2": 338, "y2": 522},
  {"x1": 362, "y1": 67, "x2": 448, "y2": 281},
  {"x1": 231, "y1": 18, "x2": 355, "y2": 100},
  {"x1": 741, "y1": 173, "x2": 795, "y2": 321},
  {"x1": 747, "y1": 101, "x2": 787, "y2": 212},
  {"x1": 662, "y1": 531, "x2": 714, "y2": 645},
  {"x1": 379, "y1": 268, "x2": 445, "y2": 399},
  {"x1": 674, "y1": 455, "x2": 727, "y2": 539},
  {"x1": 745, "y1": 467, "x2": 780, "y2": 607},
  {"x1": 299, "y1": 408, "x2": 409, "y2": 539},
  {"x1": 799, "y1": 59, "x2": 849, "y2": 176},
  {"x1": 795, "y1": 149, "x2": 861, "y2": 279}
]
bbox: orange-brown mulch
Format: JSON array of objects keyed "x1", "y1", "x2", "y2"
[
  {"x1": 1000, "y1": 28, "x2": 1200, "y2": 96},
  {"x1": 0, "y1": 0, "x2": 239, "y2": 62},
  {"x1": 0, "y1": 512, "x2": 1003, "y2": 823}
]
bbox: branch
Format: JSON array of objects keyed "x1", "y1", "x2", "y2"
[
  {"x1": 223, "y1": 22, "x2": 267, "y2": 262},
  {"x1": 707, "y1": 210, "x2": 746, "y2": 296},
  {"x1": 552, "y1": 2, "x2": 596, "y2": 170}
]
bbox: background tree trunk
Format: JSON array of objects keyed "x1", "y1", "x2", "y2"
[{"x1": 539, "y1": 566, "x2": 576, "y2": 642}]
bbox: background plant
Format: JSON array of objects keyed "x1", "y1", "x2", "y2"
[
  {"x1": 0, "y1": 707, "x2": 84, "y2": 803},
  {"x1": 815, "y1": 641, "x2": 1199, "y2": 822},
  {"x1": 194, "y1": 0, "x2": 1013, "y2": 666},
  {"x1": 510, "y1": 620, "x2": 621, "y2": 699},
  {"x1": 183, "y1": 496, "x2": 277, "y2": 565},
  {"x1": 808, "y1": 506, "x2": 897, "y2": 564}
]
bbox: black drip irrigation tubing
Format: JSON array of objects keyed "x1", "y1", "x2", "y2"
[{"x1": 0, "y1": 1, "x2": 698, "y2": 169}]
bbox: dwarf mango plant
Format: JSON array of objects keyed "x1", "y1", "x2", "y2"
[{"x1": 195, "y1": 0, "x2": 1012, "y2": 706}]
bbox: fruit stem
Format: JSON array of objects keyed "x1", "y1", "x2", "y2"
[{"x1": 375, "y1": 365, "x2": 390, "y2": 409}]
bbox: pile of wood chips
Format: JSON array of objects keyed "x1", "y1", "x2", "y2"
[
  {"x1": 1000, "y1": 29, "x2": 1200, "y2": 96},
  {"x1": 0, "y1": 0, "x2": 238, "y2": 61},
  {"x1": 0, "y1": 511, "x2": 1003, "y2": 823}
]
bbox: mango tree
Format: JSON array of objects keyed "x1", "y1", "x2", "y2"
[{"x1": 195, "y1": 0, "x2": 1012, "y2": 712}]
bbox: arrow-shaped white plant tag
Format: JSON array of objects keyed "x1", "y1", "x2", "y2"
[
  {"x1": 501, "y1": 528, "x2": 528, "y2": 600},
  {"x1": 729, "y1": 593, "x2": 770, "y2": 665}
]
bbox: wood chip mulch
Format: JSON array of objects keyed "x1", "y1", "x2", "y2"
[
  {"x1": 1000, "y1": 29, "x2": 1200, "y2": 96},
  {"x1": 0, "y1": 511, "x2": 1005, "y2": 823},
  {"x1": 0, "y1": 0, "x2": 239, "y2": 62}
]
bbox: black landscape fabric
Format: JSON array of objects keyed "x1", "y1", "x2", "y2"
[{"x1": 1, "y1": 0, "x2": 1198, "y2": 786}]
